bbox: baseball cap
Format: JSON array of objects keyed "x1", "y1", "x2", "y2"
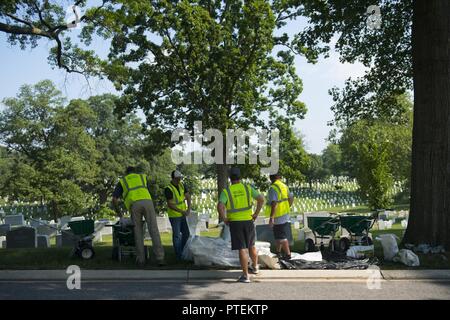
[
  {"x1": 229, "y1": 167, "x2": 241, "y2": 180},
  {"x1": 270, "y1": 172, "x2": 281, "y2": 180},
  {"x1": 172, "y1": 170, "x2": 183, "y2": 178}
]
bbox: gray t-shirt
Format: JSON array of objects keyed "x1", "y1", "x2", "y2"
[{"x1": 267, "y1": 187, "x2": 293, "y2": 225}]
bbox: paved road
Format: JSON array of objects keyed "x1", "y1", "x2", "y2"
[{"x1": 1, "y1": 279, "x2": 449, "y2": 300}]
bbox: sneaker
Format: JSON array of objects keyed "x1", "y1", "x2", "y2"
[
  {"x1": 237, "y1": 274, "x2": 251, "y2": 283},
  {"x1": 249, "y1": 264, "x2": 260, "y2": 275}
]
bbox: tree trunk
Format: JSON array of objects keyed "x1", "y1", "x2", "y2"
[
  {"x1": 404, "y1": 0, "x2": 450, "y2": 249},
  {"x1": 50, "y1": 200, "x2": 59, "y2": 222},
  {"x1": 99, "y1": 189, "x2": 108, "y2": 205},
  {"x1": 216, "y1": 163, "x2": 228, "y2": 222}
]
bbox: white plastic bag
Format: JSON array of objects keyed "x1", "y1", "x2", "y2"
[
  {"x1": 220, "y1": 223, "x2": 232, "y2": 242},
  {"x1": 181, "y1": 211, "x2": 200, "y2": 261},
  {"x1": 290, "y1": 251, "x2": 323, "y2": 262},
  {"x1": 346, "y1": 245, "x2": 374, "y2": 259},
  {"x1": 393, "y1": 249, "x2": 420, "y2": 267},
  {"x1": 376, "y1": 234, "x2": 399, "y2": 261},
  {"x1": 258, "y1": 255, "x2": 281, "y2": 269},
  {"x1": 188, "y1": 236, "x2": 241, "y2": 267}
]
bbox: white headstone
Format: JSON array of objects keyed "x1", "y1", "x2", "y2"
[
  {"x1": 36, "y1": 224, "x2": 57, "y2": 237},
  {"x1": 58, "y1": 216, "x2": 72, "y2": 228},
  {"x1": 401, "y1": 220, "x2": 408, "y2": 228},
  {"x1": 70, "y1": 216, "x2": 85, "y2": 222}
]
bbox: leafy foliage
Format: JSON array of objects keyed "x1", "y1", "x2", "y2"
[
  {"x1": 291, "y1": 0, "x2": 413, "y2": 125},
  {"x1": 339, "y1": 118, "x2": 412, "y2": 209},
  {"x1": 0, "y1": 80, "x2": 99, "y2": 218}
]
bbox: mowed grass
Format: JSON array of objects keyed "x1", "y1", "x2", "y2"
[
  {"x1": 1, "y1": 211, "x2": 449, "y2": 270},
  {"x1": 0, "y1": 227, "x2": 222, "y2": 270}
]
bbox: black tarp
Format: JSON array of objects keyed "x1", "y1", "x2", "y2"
[{"x1": 279, "y1": 251, "x2": 379, "y2": 270}]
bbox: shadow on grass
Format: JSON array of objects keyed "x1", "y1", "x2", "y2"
[{"x1": 0, "y1": 245, "x2": 192, "y2": 270}]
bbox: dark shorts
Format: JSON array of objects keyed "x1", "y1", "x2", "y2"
[
  {"x1": 273, "y1": 222, "x2": 290, "y2": 240},
  {"x1": 229, "y1": 220, "x2": 256, "y2": 250}
]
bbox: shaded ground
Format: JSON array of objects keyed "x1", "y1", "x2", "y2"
[{"x1": 0, "y1": 279, "x2": 449, "y2": 300}]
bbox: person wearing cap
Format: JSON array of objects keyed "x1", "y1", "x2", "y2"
[
  {"x1": 112, "y1": 166, "x2": 165, "y2": 266},
  {"x1": 265, "y1": 173, "x2": 294, "y2": 260},
  {"x1": 165, "y1": 170, "x2": 191, "y2": 260},
  {"x1": 217, "y1": 167, "x2": 265, "y2": 283}
]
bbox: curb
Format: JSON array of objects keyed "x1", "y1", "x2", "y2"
[
  {"x1": 0, "y1": 269, "x2": 379, "y2": 281},
  {"x1": 380, "y1": 270, "x2": 450, "y2": 280},
  {"x1": 0, "y1": 269, "x2": 449, "y2": 281}
]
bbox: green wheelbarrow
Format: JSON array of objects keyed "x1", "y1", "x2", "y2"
[
  {"x1": 304, "y1": 215, "x2": 341, "y2": 252},
  {"x1": 67, "y1": 219, "x2": 96, "y2": 260},
  {"x1": 338, "y1": 213, "x2": 378, "y2": 252}
]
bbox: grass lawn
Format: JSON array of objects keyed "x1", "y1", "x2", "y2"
[{"x1": 1, "y1": 213, "x2": 448, "y2": 270}]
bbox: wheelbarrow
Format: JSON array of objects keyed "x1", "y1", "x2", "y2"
[
  {"x1": 304, "y1": 215, "x2": 341, "y2": 252},
  {"x1": 338, "y1": 212, "x2": 378, "y2": 252}
]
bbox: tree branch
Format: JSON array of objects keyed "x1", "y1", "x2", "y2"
[
  {"x1": 32, "y1": 0, "x2": 52, "y2": 30},
  {"x1": 0, "y1": 21, "x2": 52, "y2": 38},
  {"x1": 5, "y1": 13, "x2": 34, "y2": 28},
  {"x1": 273, "y1": 41, "x2": 301, "y2": 55},
  {"x1": 1, "y1": 0, "x2": 110, "y2": 75}
]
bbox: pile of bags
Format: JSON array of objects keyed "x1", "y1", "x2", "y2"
[
  {"x1": 376, "y1": 234, "x2": 420, "y2": 267},
  {"x1": 181, "y1": 213, "x2": 335, "y2": 269}
]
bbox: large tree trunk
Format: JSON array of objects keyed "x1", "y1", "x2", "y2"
[
  {"x1": 404, "y1": 0, "x2": 450, "y2": 249},
  {"x1": 50, "y1": 200, "x2": 59, "y2": 222},
  {"x1": 99, "y1": 189, "x2": 108, "y2": 205},
  {"x1": 216, "y1": 163, "x2": 228, "y2": 222}
]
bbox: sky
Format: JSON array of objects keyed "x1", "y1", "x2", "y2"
[{"x1": 0, "y1": 12, "x2": 367, "y2": 155}]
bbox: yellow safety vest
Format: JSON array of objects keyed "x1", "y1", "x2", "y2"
[
  {"x1": 167, "y1": 183, "x2": 187, "y2": 218},
  {"x1": 119, "y1": 173, "x2": 152, "y2": 210},
  {"x1": 224, "y1": 183, "x2": 253, "y2": 222},
  {"x1": 265, "y1": 180, "x2": 291, "y2": 218}
]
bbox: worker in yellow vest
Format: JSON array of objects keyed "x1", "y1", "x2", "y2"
[
  {"x1": 165, "y1": 170, "x2": 191, "y2": 260},
  {"x1": 112, "y1": 166, "x2": 165, "y2": 266},
  {"x1": 266, "y1": 173, "x2": 294, "y2": 260},
  {"x1": 217, "y1": 167, "x2": 265, "y2": 283}
]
